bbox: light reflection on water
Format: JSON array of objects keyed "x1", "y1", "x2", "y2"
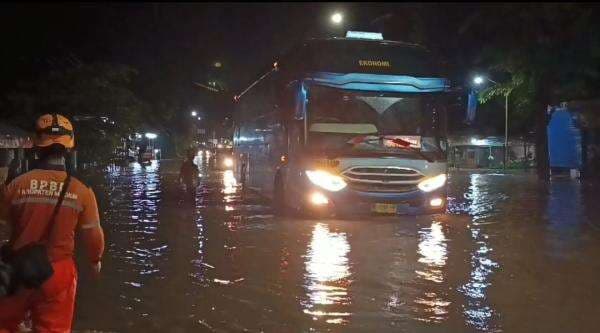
[
  {"x1": 413, "y1": 221, "x2": 451, "y2": 323},
  {"x1": 223, "y1": 170, "x2": 237, "y2": 196},
  {"x1": 79, "y1": 164, "x2": 600, "y2": 332},
  {"x1": 303, "y1": 223, "x2": 352, "y2": 325},
  {"x1": 417, "y1": 221, "x2": 448, "y2": 282},
  {"x1": 545, "y1": 181, "x2": 589, "y2": 260},
  {"x1": 107, "y1": 161, "x2": 168, "y2": 302},
  {"x1": 190, "y1": 210, "x2": 207, "y2": 284},
  {"x1": 459, "y1": 174, "x2": 501, "y2": 332},
  {"x1": 222, "y1": 170, "x2": 241, "y2": 216}
]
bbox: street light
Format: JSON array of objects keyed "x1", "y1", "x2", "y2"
[
  {"x1": 191, "y1": 111, "x2": 197, "y2": 117},
  {"x1": 145, "y1": 133, "x2": 157, "y2": 140},
  {"x1": 331, "y1": 12, "x2": 343, "y2": 25},
  {"x1": 473, "y1": 75, "x2": 498, "y2": 85},
  {"x1": 473, "y1": 75, "x2": 509, "y2": 169},
  {"x1": 473, "y1": 76, "x2": 485, "y2": 85}
]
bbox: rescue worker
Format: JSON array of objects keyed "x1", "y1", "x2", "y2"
[
  {"x1": 0, "y1": 114, "x2": 105, "y2": 332},
  {"x1": 179, "y1": 149, "x2": 199, "y2": 201}
]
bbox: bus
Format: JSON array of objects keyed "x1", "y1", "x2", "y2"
[{"x1": 233, "y1": 32, "x2": 451, "y2": 216}]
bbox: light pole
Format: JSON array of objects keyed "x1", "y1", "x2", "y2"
[{"x1": 473, "y1": 75, "x2": 510, "y2": 169}]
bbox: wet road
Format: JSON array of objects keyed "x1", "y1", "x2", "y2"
[{"x1": 71, "y1": 158, "x2": 600, "y2": 332}]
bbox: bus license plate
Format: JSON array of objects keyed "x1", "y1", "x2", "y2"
[{"x1": 372, "y1": 203, "x2": 397, "y2": 214}]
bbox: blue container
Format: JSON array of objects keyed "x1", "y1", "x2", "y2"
[{"x1": 547, "y1": 108, "x2": 583, "y2": 169}]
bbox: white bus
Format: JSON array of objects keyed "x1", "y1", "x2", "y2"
[{"x1": 234, "y1": 33, "x2": 450, "y2": 216}]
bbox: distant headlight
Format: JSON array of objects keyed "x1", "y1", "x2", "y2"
[
  {"x1": 417, "y1": 174, "x2": 447, "y2": 192},
  {"x1": 305, "y1": 170, "x2": 347, "y2": 192}
]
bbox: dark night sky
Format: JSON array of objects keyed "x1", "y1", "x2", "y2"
[
  {"x1": 3, "y1": 4, "x2": 599, "y2": 139},
  {"x1": 0, "y1": 3, "x2": 404, "y2": 92},
  {"x1": 0, "y1": 3, "x2": 486, "y2": 134}
]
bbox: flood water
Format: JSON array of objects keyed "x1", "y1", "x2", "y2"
[{"x1": 68, "y1": 156, "x2": 600, "y2": 332}]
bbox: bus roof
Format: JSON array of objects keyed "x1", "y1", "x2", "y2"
[
  {"x1": 305, "y1": 37, "x2": 428, "y2": 51},
  {"x1": 282, "y1": 37, "x2": 441, "y2": 77}
]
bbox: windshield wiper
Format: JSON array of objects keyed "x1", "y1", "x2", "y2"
[{"x1": 347, "y1": 135, "x2": 435, "y2": 163}]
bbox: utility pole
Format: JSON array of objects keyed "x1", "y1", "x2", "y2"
[
  {"x1": 473, "y1": 75, "x2": 510, "y2": 170},
  {"x1": 504, "y1": 92, "x2": 509, "y2": 169}
]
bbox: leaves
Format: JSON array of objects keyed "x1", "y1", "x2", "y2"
[
  {"x1": 1, "y1": 62, "x2": 148, "y2": 163},
  {"x1": 462, "y1": 4, "x2": 600, "y2": 135}
]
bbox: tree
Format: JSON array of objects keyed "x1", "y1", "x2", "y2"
[
  {"x1": 1, "y1": 62, "x2": 148, "y2": 164},
  {"x1": 383, "y1": 3, "x2": 600, "y2": 179},
  {"x1": 470, "y1": 4, "x2": 600, "y2": 179}
]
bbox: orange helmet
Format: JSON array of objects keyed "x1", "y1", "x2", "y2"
[{"x1": 34, "y1": 114, "x2": 75, "y2": 148}]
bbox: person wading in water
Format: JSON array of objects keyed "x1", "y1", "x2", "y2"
[{"x1": 179, "y1": 149, "x2": 199, "y2": 202}]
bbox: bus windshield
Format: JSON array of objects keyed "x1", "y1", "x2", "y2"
[{"x1": 306, "y1": 85, "x2": 447, "y2": 160}]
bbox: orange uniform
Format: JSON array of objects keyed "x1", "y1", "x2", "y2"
[{"x1": 0, "y1": 166, "x2": 104, "y2": 332}]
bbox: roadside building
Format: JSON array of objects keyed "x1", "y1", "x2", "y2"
[
  {"x1": 0, "y1": 123, "x2": 33, "y2": 184},
  {"x1": 449, "y1": 135, "x2": 535, "y2": 169}
]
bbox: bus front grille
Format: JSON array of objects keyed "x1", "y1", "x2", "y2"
[{"x1": 342, "y1": 167, "x2": 423, "y2": 193}]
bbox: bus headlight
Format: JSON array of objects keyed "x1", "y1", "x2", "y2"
[
  {"x1": 223, "y1": 157, "x2": 234, "y2": 168},
  {"x1": 430, "y1": 198, "x2": 444, "y2": 207},
  {"x1": 310, "y1": 192, "x2": 329, "y2": 205},
  {"x1": 417, "y1": 174, "x2": 447, "y2": 192},
  {"x1": 305, "y1": 170, "x2": 347, "y2": 192}
]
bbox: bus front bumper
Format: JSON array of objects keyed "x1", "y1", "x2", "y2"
[{"x1": 298, "y1": 186, "x2": 447, "y2": 216}]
